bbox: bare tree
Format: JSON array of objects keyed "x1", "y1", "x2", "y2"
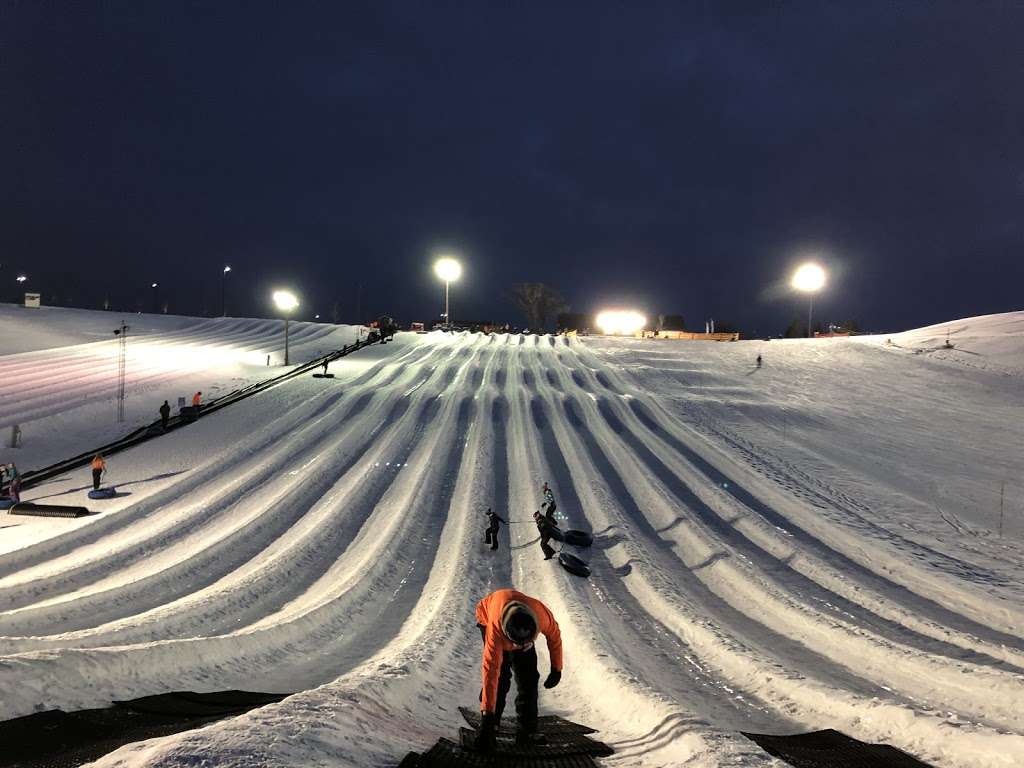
[{"x1": 511, "y1": 283, "x2": 567, "y2": 332}]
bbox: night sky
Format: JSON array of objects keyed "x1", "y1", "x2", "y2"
[{"x1": 3, "y1": 2, "x2": 1023, "y2": 335}]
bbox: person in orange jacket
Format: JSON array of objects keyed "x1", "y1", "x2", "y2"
[
  {"x1": 192, "y1": 391, "x2": 202, "y2": 412},
  {"x1": 473, "y1": 588, "x2": 563, "y2": 751},
  {"x1": 90, "y1": 454, "x2": 106, "y2": 491}
]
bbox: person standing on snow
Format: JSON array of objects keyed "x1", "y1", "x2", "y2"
[
  {"x1": 192, "y1": 391, "x2": 202, "y2": 413},
  {"x1": 473, "y1": 588, "x2": 563, "y2": 752},
  {"x1": 159, "y1": 400, "x2": 171, "y2": 430},
  {"x1": 8, "y1": 474, "x2": 21, "y2": 504},
  {"x1": 533, "y1": 508, "x2": 558, "y2": 560},
  {"x1": 91, "y1": 454, "x2": 106, "y2": 491},
  {"x1": 756, "y1": 354, "x2": 762, "y2": 368},
  {"x1": 485, "y1": 508, "x2": 506, "y2": 551}
]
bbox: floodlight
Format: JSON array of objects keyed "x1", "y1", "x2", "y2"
[
  {"x1": 596, "y1": 309, "x2": 647, "y2": 336},
  {"x1": 434, "y1": 257, "x2": 462, "y2": 283},
  {"x1": 791, "y1": 263, "x2": 826, "y2": 293},
  {"x1": 273, "y1": 290, "x2": 299, "y2": 312}
]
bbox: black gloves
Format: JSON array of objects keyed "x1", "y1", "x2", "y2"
[
  {"x1": 543, "y1": 669, "x2": 561, "y2": 689},
  {"x1": 474, "y1": 712, "x2": 498, "y2": 752}
]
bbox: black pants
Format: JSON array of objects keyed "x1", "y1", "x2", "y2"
[
  {"x1": 92, "y1": 469, "x2": 102, "y2": 490},
  {"x1": 494, "y1": 645, "x2": 540, "y2": 734},
  {"x1": 485, "y1": 527, "x2": 499, "y2": 550},
  {"x1": 161, "y1": 415, "x2": 169, "y2": 429},
  {"x1": 539, "y1": 532, "x2": 556, "y2": 559}
]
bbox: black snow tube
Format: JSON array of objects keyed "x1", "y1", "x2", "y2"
[
  {"x1": 9, "y1": 502, "x2": 90, "y2": 518},
  {"x1": 558, "y1": 552, "x2": 591, "y2": 578},
  {"x1": 562, "y1": 530, "x2": 593, "y2": 548},
  {"x1": 311, "y1": 373, "x2": 335, "y2": 379},
  {"x1": 547, "y1": 525, "x2": 564, "y2": 543},
  {"x1": 88, "y1": 487, "x2": 118, "y2": 500}
]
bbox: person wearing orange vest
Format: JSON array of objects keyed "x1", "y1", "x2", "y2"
[
  {"x1": 192, "y1": 391, "x2": 202, "y2": 412},
  {"x1": 90, "y1": 455, "x2": 106, "y2": 491},
  {"x1": 473, "y1": 588, "x2": 563, "y2": 751}
]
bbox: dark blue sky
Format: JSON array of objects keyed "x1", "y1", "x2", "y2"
[{"x1": 2, "y1": 2, "x2": 1022, "y2": 334}]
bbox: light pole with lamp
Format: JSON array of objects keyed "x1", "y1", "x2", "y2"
[
  {"x1": 433, "y1": 256, "x2": 462, "y2": 329},
  {"x1": 222, "y1": 265, "x2": 231, "y2": 316},
  {"x1": 151, "y1": 282, "x2": 159, "y2": 313},
  {"x1": 791, "y1": 263, "x2": 826, "y2": 338},
  {"x1": 273, "y1": 290, "x2": 299, "y2": 364},
  {"x1": 16, "y1": 275, "x2": 27, "y2": 305}
]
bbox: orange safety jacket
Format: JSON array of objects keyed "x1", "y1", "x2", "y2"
[
  {"x1": 476, "y1": 589, "x2": 562, "y2": 714},
  {"x1": 91, "y1": 457, "x2": 105, "y2": 471},
  {"x1": 192, "y1": 393, "x2": 201, "y2": 407}
]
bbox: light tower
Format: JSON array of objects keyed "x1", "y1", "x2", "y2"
[
  {"x1": 433, "y1": 256, "x2": 462, "y2": 329},
  {"x1": 791, "y1": 263, "x2": 826, "y2": 338},
  {"x1": 273, "y1": 290, "x2": 299, "y2": 364}
]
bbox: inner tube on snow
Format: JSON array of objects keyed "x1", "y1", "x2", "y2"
[
  {"x1": 88, "y1": 487, "x2": 118, "y2": 500},
  {"x1": 546, "y1": 525, "x2": 564, "y2": 542},
  {"x1": 558, "y1": 552, "x2": 591, "y2": 578},
  {"x1": 311, "y1": 373, "x2": 335, "y2": 378},
  {"x1": 562, "y1": 530, "x2": 593, "y2": 548}
]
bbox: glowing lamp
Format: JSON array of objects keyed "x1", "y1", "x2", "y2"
[
  {"x1": 433, "y1": 257, "x2": 462, "y2": 283},
  {"x1": 596, "y1": 309, "x2": 647, "y2": 336},
  {"x1": 791, "y1": 263, "x2": 826, "y2": 293},
  {"x1": 273, "y1": 290, "x2": 299, "y2": 312}
]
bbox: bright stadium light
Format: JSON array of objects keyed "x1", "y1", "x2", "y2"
[
  {"x1": 221, "y1": 265, "x2": 232, "y2": 316},
  {"x1": 16, "y1": 275, "x2": 27, "y2": 283},
  {"x1": 596, "y1": 309, "x2": 647, "y2": 336},
  {"x1": 273, "y1": 290, "x2": 300, "y2": 364},
  {"x1": 791, "y1": 262, "x2": 826, "y2": 338},
  {"x1": 433, "y1": 256, "x2": 462, "y2": 328}
]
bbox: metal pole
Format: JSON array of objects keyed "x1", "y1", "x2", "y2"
[
  {"x1": 221, "y1": 272, "x2": 226, "y2": 317},
  {"x1": 807, "y1": 295, "x2": 813, "y2": 338},
  {"x1": 284, "y1": 316, "x2": 290, "y2": 365},
  {"x1": 444, "y1": 280, "x2": 450, "y2": 326}
]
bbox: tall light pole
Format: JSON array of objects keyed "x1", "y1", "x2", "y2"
[
  {"x1": 151, "y1": 282, "x2": 159, "y2": 314},
  {"x1": 433, "y1": 256, "x2": 462, "y2": 329},
  {"x1": 273, "y1": 289, "x2": 299, "y2": 364},
  {"x1": 791, "y1": 263, "x2": 826, "y2": 338},
  {"x1": 16, "y1": 274, "x2": 27, "y2": 305},
  {"x1": 222, "y1": 265, "x2": 231, "y2": 316}
]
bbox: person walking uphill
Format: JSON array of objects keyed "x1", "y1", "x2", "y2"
[
  {"x1": 159, "y1": 400, "x2": 171, "y2": 430},
  {"x1": 91, "y1": 454, "x2": 106, "y2": 491},
  {"x1": 473, "y1": 589, "x2": 563, "y2": 752},
  {"x1": 484, "y1": 508, "x2": 506, "y2": 551}
]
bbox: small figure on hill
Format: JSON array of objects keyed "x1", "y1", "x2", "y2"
[
  {"x1": 8, "y1": 475, "x2": 21, "y2": 504},
  {"x1": 159, "y1": 400, "x2": 171, "y2": 430},
  {"x1": 756, "y1": 354, "x2": 762, "y2": 368},
  {"x1": 192, "y1": 391, "x2": 202, "y2": 412},
  {"x1": 484, "y1": 508, "x2": 506, "y2": 551},
  {"x1": 534, "y1": 507, "x2": 558, "y2": 560},
  {"x1": 91, "y1": 454, "x2": 106, "y2": 491},
  {"x1": 541, "y1": 482, "x2": 554, "y2": 505},
  {"x1": 473, "y1": 589, "x2": 563, "y2": 752},
  {"x1": 321, "y1": 359, "x2": 329, "y2": 375}
]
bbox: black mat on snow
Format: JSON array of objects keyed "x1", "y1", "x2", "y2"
[
  {"x1": 0, "y1": 690, "x2": 288, "y2": 768},
  {"x1": 397, "y1": 707, "x2": 612, "y2": 767},
  {"x1": 742, "y1": 729, "x2": 937, "y2": 768}
]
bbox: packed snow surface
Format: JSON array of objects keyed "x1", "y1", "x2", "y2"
[{"x1": 1, "y1": 308, "x2": 1023, "y2": 767}]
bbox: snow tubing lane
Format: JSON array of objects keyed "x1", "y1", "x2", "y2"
[
  {"x1": 87, "y1": 488, "x2": 118, "y2": 500},
  {"x1": 8, "y1": 502, "x2": 90, "y2": 518},
  {"x1": 562, "y1": 530, "x2": 593, "y2": 548},
  {"x1": 558, "y1": 552, "x2": 591, "y2": 578}
]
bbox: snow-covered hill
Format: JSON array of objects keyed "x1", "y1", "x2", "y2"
[
  {"x1": 0, "y1": 303, "x2": 361, "y2": 468},
  {"x1": 0, "y1": 311, "x2": 1022, "y2": 767}
]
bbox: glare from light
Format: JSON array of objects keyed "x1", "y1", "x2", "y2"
[
  {"x1": 151, "y1": 282, "x2": 158, "y2": 288},
  {"x1": 16, "y1": 275, "x2": 27, "y2": 283},
  {"x1": 596, "y1": 309, "x2": 647, "y2": 335},
  {"x1": 273, "y1": 290, "x2": 299, "y2": 312},
  {"x1": 433, "y1": 257, "x2": 462, "y2": 283},
  {"x1": 223, "y1": 265, "x2": 232, "y2": 274},
  {"x1": 791, "y1": 263, "x2": 826, "y2": 293}
]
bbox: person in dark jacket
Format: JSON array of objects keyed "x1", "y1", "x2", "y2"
[
  {"x1": 533, "y1": 508, "x2": 558, "y2": 560},
  {"x1": 485, "y1": 508, "x2": 506, "y2": 551},
  {"x1": 159, "y1": 400, "x2": 171, "y2": 430}
]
